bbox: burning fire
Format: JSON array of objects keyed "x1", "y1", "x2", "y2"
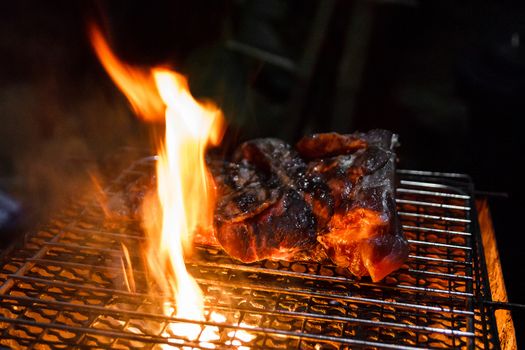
[{"x1": 89, "y1": 24, "x2": 253, "y2": 348}]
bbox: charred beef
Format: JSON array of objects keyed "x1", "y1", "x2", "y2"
[
  {"x1": 123, "y1": 130, "x2": 408, "y2": 281},
  {"x1": 211, "y1": 129, "x2": 407, "y2": 281},
  {"x1": 212, "y1": 139, "x2": 319, "y2": 262}
]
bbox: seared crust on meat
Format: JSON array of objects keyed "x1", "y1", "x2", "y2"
[
  {"x1": 296, "y1": 132, "x2": 367, "y2": 159},
  {"x1": 212, "y1": 129, "x2": 407, "y2": 281}
]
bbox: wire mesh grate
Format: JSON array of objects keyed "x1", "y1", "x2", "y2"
[{"x1": 0, "y1": 157, "x2": 499, "y2": 349}]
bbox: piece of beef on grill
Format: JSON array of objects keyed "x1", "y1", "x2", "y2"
[
  {"x1": 120, "y1": 129, "x2": 407, "y2": 281},
  {"x1": 299, "y1": 130, "x2": 408, "y2": 282},
  {"x1": 212, "y1": 139, "x2": 320, "y2": 262},
  {"x1": 212, "y1": 130, "x2": 407, "y2": 281}
]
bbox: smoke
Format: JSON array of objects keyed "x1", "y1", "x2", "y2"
[
  {"x1": 0, "y1": 76, "x2": 148, "y2": 227},
  {"x1": 0, "y1": 3, "x2": 152, "y2": 230}
]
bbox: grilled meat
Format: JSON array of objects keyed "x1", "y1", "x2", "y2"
[
  {"x1": 209, "y1": 129, "x2": 407, "y2": 281},
  {"x1": 123, "y1": 130, "x2": 407, "y2": 281}
]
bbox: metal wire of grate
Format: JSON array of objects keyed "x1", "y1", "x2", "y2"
[{"x1": 0, "y1": 157, "x2": 499, "y2": 349}]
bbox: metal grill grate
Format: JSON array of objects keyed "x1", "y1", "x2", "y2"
[{"x1": 0, "y1": 157, "x2": 499, "y2": 349}]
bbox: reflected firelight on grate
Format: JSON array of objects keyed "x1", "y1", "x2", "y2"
[{"x1": 0, "y1": 156, "x2": 500, "y2": 349}]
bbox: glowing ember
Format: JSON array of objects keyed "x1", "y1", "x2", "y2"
[
  {"x1": 226, "y1": 324, "x2": 256, "y2": 350},
  {"x1": 88, "y1": 24, "x2": 257, "y2": 348}
]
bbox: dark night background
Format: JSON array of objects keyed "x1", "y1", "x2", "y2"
[{"x1": 1, "y1": 0, "x2": 524, "y2": 345}]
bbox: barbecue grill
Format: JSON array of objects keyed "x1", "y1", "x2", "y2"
[{"x1": 0, "y1": 155, "x2": 511, "y2": 349}]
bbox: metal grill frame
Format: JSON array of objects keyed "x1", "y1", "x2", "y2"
[{"x1": 0, "y1": 157, "x2": 500, "y2": 349}]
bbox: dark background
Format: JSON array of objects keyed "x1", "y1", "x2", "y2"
[{"x1": 1, "y1": 0, "x2": 524, "y2": 345}]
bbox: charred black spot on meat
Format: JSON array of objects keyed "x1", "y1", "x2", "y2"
[
  {"x1": 234, "y1": 138, "x2": 308, "y2": 190},
  {"x1": 209, "y1": 160, "x2": 281, "y2": 224},
  {"x1": 215, "y1": 189, "x2": 317, "y2": 262}
]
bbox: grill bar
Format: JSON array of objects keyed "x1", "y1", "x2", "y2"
[
  {"x1": 399, "y1": 212, "x2": 471, "y2": 223},
  {"x1": 396, "y1": 199, "x2": 470, "y2": 211},
  {"x1": 396, "y1": 188, "x2": 470, "y2": 200},
  {"x1": 0, "y1": 158, "x2": 500, "y2": 349},
  {"x1": 403, "y1": 225, "x2": 472, "y2": 236},
  {"x1": 407, "y1": 240, "x2": 471, "y2": 250}
]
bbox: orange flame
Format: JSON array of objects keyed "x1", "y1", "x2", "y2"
[
  {"x1": 89, "y1": 24, "x2": 228, "y2": 346},
  {"x1": 89, "y1": 25, "x2": 164, "y2": 121}
]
